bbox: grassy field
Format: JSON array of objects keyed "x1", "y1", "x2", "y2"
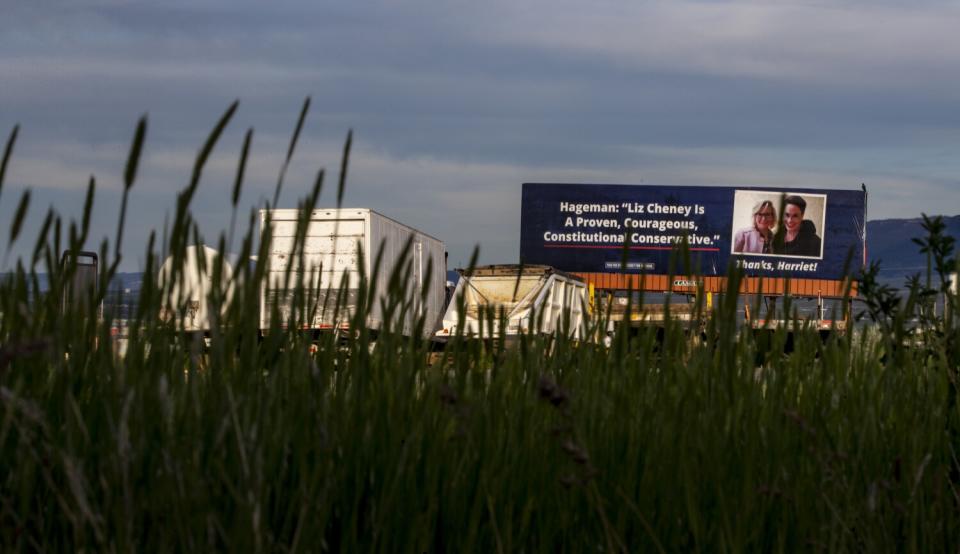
[{"x1": 2, "y1": 106, "x2": 959, "y2": 551}]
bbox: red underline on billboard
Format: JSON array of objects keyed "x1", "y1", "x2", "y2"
[{"x1": 544, "y1": 244, "x2": 721, "y2": 252}]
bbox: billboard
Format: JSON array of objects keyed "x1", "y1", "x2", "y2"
[{"x1": 520, "y1": 183, "x2": 866, "y2": 281}]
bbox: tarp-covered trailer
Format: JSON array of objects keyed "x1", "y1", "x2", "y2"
[
  {"x1": 157, "y1": 245, "x2": 236, "y2": 332},
  {"x1": 945, "y1": 271, "x2": 958, "y2": 323},
  {"x1": 435, "y1": 265, "x2": 588, "y2": 341},
  {"x1": 260, "y1": 208, "x2": 446, "y2": 339}
]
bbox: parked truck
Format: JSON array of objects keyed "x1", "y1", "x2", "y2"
[
  {"x1": 260, "y1": 208, "x2": 446, "y2": 340},
  {"x1": 61, "y1": 250, "x2": 102, "y2": 319},
  {"x1": 434, "y1": 265, "x2": 589, "y2": 341}
]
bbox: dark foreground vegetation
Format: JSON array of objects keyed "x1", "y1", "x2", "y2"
[{"x1": 1, "y1": 103, "x2": 959, "y2": 551}]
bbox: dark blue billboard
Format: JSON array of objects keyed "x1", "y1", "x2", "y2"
[{"x1": 520, "y1": 183, "x2": 867, "y2": 280}]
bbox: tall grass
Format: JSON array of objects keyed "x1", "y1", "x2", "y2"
[{"x1": 1, "y1": 104, "x2": 959, "y2": 551}]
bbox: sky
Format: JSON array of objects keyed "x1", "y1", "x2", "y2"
[{"x1": 2, "y1": 0, "x2": 959, "y2": 271}]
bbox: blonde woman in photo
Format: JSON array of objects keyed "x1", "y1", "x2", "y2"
[{"x1": 733, "y1": 200, "x2": 777, "y2": 254}]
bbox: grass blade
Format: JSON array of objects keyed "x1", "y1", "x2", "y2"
[
  {"x1": 227, "y1": 128, "x2": 253, "y2": 250},
  {"x1": 233, "y1": 128, "x2": 252, "y2": 208},
  {"x1": 30, "y1": 207, "x2": 55, "y2": 268},
  {"x1": 124, "y1": 116, "x2": 147, "y2": 191},
  {"x1": 189, "y1": 100, "x2": 239, "y2": 196},
  {"x1": 336, "y1": 129, "x2": 352, "y2": 209},
  {"x1": 8, "y1": 189, "x2": 30, "y2": 247},
  {"x1": 272, "y1": 96, "x2": 311, "y2": 207},
  {"x1": 114, "y1": 116, "x2": 146, "y2": 263},
  {"x1": 81, "y1": 176, "x2": 95, "y2": 248},
  {"x1": 170, "y1": 100, "x2": 239, "y2": 258},
  {"x1": 0, "y1": 124, "x2": 18, "y2": 205}
]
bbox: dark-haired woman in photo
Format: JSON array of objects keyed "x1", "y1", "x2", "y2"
[
  {"x1": 733, "y1": 200, "x2": 777, "y2": 254},
  {"x1": 774, "y1": 195, "x2": 822, "y2": 257}
]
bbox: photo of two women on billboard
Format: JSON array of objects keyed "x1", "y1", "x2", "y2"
[{"x1": 732, "y1": 194, "x2": 823, "y2": 258}]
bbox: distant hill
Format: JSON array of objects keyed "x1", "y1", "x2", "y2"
[
  {"x1": 109, "y1": 272, "x2": 144, "y2": 292},
  {"x1": 867, "y1": 215, "x2": 960, "y2": 280}
]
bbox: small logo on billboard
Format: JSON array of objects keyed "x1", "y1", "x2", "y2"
[
  {"x1": 673, "y1": 279, "x2": 702, "y2": 288},
  {"x1": 604, "y1": 261, "x2": 655, "y2": 271}
]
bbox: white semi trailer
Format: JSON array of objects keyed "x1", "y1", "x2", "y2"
[
  {"x1": 435, "y1": 265, "x2": 589, "y2": 341},
  {"x1": 260, "y1": 208, "x2": 446, "y2": 339}
]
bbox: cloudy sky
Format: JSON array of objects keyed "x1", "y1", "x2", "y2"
[{"x1": 2, "y1": 0, "x2": 959, "y2": 271}]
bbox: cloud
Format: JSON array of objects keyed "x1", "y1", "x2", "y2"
[
  {"x1": 479, "y1": 1, "x2": 960, "y2": 88},
  {"x1": 2, "y1": 0, "x2": 959, "y2": 272}
]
